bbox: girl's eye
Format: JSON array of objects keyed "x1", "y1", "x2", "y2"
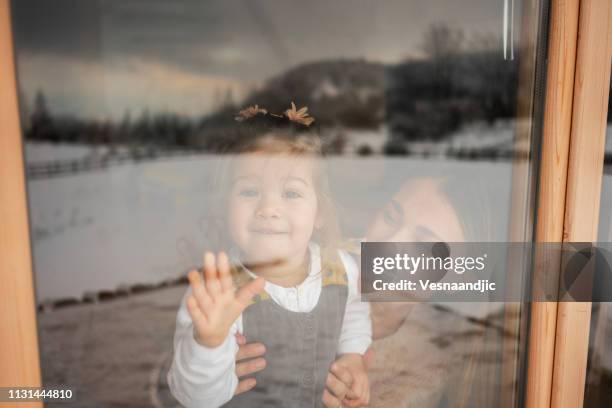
[
  {"x1": 238, "y1": 188, "x2": 258, "y2": 197},
  {"x1": 283, "y1": 190, "x2": 302, "y2": 199}
]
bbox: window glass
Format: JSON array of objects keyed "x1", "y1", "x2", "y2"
[
  {"x1": 584, "y1": 73, "x2": 612, "y2": 407},
  {"x1": 12, "y1": 1, "x2": 547, "y2": 406}
]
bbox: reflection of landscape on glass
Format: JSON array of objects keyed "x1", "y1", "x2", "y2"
[
  {"x1": 584, "y1": 73, "x2": 612, "y2": 407},
  {"x1": 12, "y1": 0, "x2": 544, "y2": 406}
]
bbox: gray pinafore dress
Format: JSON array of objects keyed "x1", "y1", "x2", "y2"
[{"x1": 224, "y1": 258, "x2": 349, "y2": 408}]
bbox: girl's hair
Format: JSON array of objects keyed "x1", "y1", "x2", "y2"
[{"x1": 205, "y1": 114, "x2": 342, "y2": 264}]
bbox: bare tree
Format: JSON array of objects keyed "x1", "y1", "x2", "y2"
[
  {"x1": 420, "y1": 23, "x2": 464, "y2": 100},
  {"x1": 420, "y1": 23, "x2": 464, "y2": 60}
]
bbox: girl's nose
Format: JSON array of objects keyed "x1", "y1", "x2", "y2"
[{"x1": 255, "y1": 194, "x2": 281, "y2": 219}]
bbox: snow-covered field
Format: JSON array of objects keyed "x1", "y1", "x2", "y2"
[
  {"x1": 24, "y1": 122, "x2": 612, "y2": 305},
  {"x1": 25, "y1": 142, "x2": 98, "y2": 164},
  {"x1": 26, "y1": 151, "x2": 513, "y2": 304}
]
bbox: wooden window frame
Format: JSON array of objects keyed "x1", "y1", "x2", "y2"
[
  {"x1": 549, "y1": 0, "x2": 612, "y2": 407},
  {"x1": 0, "y1": 1, "x2": 43, "y2": 407},
  {"x1": 525, "y1": 0, "x2": 580, "y2": 406},
  {"x1": 1, "y1": 0, "x2": 610, "y2": 407},
  {"x1": 525, "y1": 0, "x2": 612, "y2": 407}
]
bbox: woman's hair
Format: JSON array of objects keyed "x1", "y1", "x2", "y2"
[
  {"x1": 437, "y1": 174, "x2": 498, "y2": 242},
  {"x1": 205, "y1": 110, "x2": 342, "y2": 264}
]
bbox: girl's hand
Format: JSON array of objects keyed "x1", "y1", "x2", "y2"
[
  {"x1": 322, "y1": 363, "x2": 355, "y2": 408},
  {"x1": 334, "y1": 353, "x2": 370, "y2": 407},
  {"x1": 186, "y1": 251, "x2": 265, "y2": 348}
]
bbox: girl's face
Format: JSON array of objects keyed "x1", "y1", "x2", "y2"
[
  {"x1": 365, "y1": 178, "x2": 464, "y2": 243},
  {"x1": 228, "y1": 154, "x2": 321, "y2": 265}
]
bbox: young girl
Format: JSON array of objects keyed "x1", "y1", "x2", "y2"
[{"x1": 167, "y1": 104, "x2": 372, "y2": 408}]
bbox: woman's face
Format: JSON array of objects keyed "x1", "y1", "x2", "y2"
[{"x1": 365, "y1": 178, "x2": 464, "y2": 243}]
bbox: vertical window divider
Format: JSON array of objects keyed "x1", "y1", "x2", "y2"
[{"x1": 525, "y1": 0, "x2": 580, "y2": 407}]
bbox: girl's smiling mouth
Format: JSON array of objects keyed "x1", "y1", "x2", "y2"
[{"x1": 249, "y1": 227, "x2": 288, "y2": 235}]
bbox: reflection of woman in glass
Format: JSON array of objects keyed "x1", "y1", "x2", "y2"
[
  {"x1": 167, "y1": 105, "x2": 372, "y2": 408},
  {"x1": 363, "y1": 175, "x2": 499, "y2": 407},
  {"x1": 236, "y1": 174, "x2": 499, "y2": 407},
  {"x1": 365, "y1": 177, "x2": 466, "y2": 339}
]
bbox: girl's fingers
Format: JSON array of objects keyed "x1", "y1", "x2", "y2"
[
  {"x1": 203, "y1": 251, "x2": 222, "y2": 296},
  {"x1": 188, "y1": 269, "x2": 212, "y2": 313},
  {"x1": 343, "y1": 390, "x2": 366, "y2": 408},
  {"x1": 186, "y1": 296, "x2": 207, "y2": 326},
  {"x1": 236, "y1": 341, "x2": 266, "y2": 361},
  {"x1": 342, "y1": 398, "x2": 363, "y2": 408},
  {"x1": 343, "y1": 379, "x2": 366, "y2": 406},
  {"x1": 322, "y1": 389, "x2": 342, "y2": 408},
  {"x1": 345, "y1": 389, "x2": 359, "y2": 401},
  {"x1": 193, "y1": 284, "x2": 213, "y2": 314},
  {"x1": 187, "y1": 268, "x2": 202, "y2": 287},
  {"x1": 217, "y1": 251, "x2": 234, "y2": 292},
  {"x1": 330, "y1": 363, "x2": 354, "y2": 389},
  {"x1": 345, "y1": 379, "x2": 364, "y2": 401},
  {"x1": 234, "y1": 378, "x2": 256, "y2": 395},
  {"x1": 235, "y1": 357, "x2": 266, "y2": 378},
  {"x1": 326, "y1": 373, "x2": 348, "y2": 401},
  {"x1": 235, "y1": 277, "x2": 265, "y2": 308}
]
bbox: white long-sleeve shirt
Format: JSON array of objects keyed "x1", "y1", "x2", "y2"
[{"x1": 167, "y1": 243, "x2": 372, "y2": 408}]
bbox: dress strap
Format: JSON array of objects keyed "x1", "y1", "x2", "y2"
[{"x1": 321, "y1": 250, "x2": 349, "y2": 287}]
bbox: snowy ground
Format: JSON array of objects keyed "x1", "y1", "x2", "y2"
[
  {"x1": 24, "y1": 124, "x2": 612, "y2": 306},
  {"x1": 25, "y1": 142, "x2": 102, "y2": 164},
  {"x1": 26, "y1": 152, "x2": 514, "y2": 304},
  {"x1": 39, "y1": 285, "x2": 518, "y2": 408}
]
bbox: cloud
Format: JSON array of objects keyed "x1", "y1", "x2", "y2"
[
  {"x1": 18, "y1": 52, "x2": 251, "y2": 119},
  {"x1": 12, "y1": 0, "x2": 506, "y2": 119}
]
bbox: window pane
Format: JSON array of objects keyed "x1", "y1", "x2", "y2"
[
  {"x1": 12, "y1": 0, "x2": 547, "y2": 406},
  {"x1": 584, "y1": 72, "x2": 612, "y2": 407}
]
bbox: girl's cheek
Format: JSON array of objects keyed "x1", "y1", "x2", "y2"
[
  {"x1": 287, "y1": 197, "x2": 316, "y2": 213},
  {"x1": 229, "y1": 202, "x2": 253, "y2": 224},
  {"x1": 289, "y1": 204, "x2": 318, "y2": 229}
]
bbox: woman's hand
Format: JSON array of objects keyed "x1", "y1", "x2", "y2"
[
  {"x1": 186, "y1": 251, "x2": 265, "y2": 348},
  {"x1": 233, "y1": 333, "x2": 267, "y2": 395}
]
